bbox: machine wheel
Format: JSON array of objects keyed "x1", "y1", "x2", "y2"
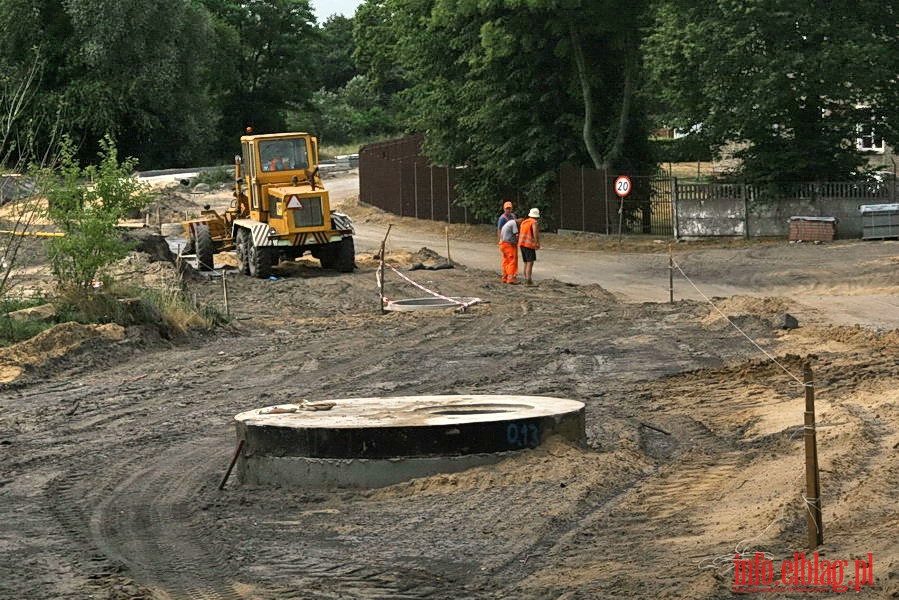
[
  {"x1": 317, "y1": 244, "x2": 337, "y2": 269},
  {"x1": 195, "y1": 224, "x2": 215, "y2": 271},
  {"x1": 247, "y1": 238, "x2": 272, "y2": 279},
  {"x1": 235, "y1": 228, "x2": 250, "y2": 275},
  {"x1": 336, "y1": 236, "x2": 355, "y2": 273}
]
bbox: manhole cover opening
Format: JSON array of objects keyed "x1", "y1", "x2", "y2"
[
  {"x1": 431, "y1": 408, "x2": 511, "y2": 415},
  {"x1": 384, "y1": 297, "x2": 482, "y2": 311},
  {"x1": 414, "y1": 402, "x2": 534, "y2": 415}
]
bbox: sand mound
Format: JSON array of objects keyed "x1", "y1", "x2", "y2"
[
  {"x1": 355, "y1": 247, "x2": 445, "y2": 270},
  {"x1": 369, "y1": 437, "x2": 651, "y2": 500},
  {"x1": 0, "y1": 322, "x2": 126, "y2": 383},
  {"x1": 701, "y1": 295, "x2": 794, "y2": 326}
]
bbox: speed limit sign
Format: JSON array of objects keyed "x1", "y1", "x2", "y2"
[{"x1": 614, "y1": 175, "x2": 632, "y2": 198}]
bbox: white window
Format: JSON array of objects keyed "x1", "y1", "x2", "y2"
[{"x1": 856, "y1": 127, "x2": 885, "y2": 153}]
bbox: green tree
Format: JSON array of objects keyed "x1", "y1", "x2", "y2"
[
  {"x1": 353, "y1": 0, "x2": 408, "y2": 96},
  {"x1": 354, "y1": 0, "x2": 656, "y2": 218},
  {"x1": 644, "y1": 0, "x2": 898, "y2": 183},
  {"x1": 40, "y1": 136, "x2": 151, "y2": 290},
  {"x1": 0, "y1": 0, "x2": 222, "y2": 168},
  {"x1": 287, "y1": 11, "x2": 404, "y2": 144},
  {"x1": 317, "y1": 15, "x2": 360, "y2": 91},
  {"x1": 201, "y1": 0, "x2": 320, "y2": 138},
  {"x1": 291, "y1": 75, "x2": 402, "y2": 144}
]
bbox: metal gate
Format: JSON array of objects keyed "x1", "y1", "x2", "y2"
[{"x1": 557, "y1": 164, "x2": 674, "y2": 236}]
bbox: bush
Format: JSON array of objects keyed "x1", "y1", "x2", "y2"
[
  {"x1": 36, "y1": 135, "x2": 153, "y2": 291},
  {"x1": 194, "y1": 166, "x2": 233, "y2": 186},
  {"x1": 138, "y1": 285, "x2": 225, "y2": 337},
  {"x1": 56, "y1": 281, "x2": 225, "y2": 338},
  {"x1": 289, "y1": 76, "x2": 404, "y2": 145},
  {"x1": 1, "y1": 277, "x2": 224, "y2": 346}
]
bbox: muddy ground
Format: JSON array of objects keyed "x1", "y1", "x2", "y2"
[{"x1": 0, "y1": 172, "x2": 898, "y2": 599}]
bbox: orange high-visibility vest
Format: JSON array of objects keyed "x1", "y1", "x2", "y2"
[{"x1": 518, "y1": 217, "x2": 539, "y2": 249}]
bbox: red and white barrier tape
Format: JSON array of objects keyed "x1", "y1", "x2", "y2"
[{"x1": 377, "y1": 264, "x2": 480, "y2": 309}]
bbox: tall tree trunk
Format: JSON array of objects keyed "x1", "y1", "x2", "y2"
[
  {"x1": 570, "y1": 24, "x2": 603, "y2": 170},
  {"x1": 604, "y1": 36, "x2": 635, "y2": 170}
]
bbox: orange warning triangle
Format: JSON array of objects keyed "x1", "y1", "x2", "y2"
[{"x1": 287, "y1": 196, "x2": 303, "y2": 209}]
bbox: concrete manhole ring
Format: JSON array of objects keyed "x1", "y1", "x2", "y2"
[
  {"x1": 233, "y1": 394, "x2": 585, "y2": 488},
  {"x1": 384, "y1": 297, "x2": 482, "y2": 311}
]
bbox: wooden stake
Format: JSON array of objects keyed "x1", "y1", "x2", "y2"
[
  {"x1": 445, "y1": 226, "x2": 452, "y2": 265},
  {"x1": 803, "y1": 362, "x2": 824, "y2": 549},
  {"x1": 379, "y1": 224, "x2": 392, "y2": 313},
  {"x1": 668, "y1": 243, "x2": 674, "y2": 304},
  {"x1": 219, "y1": 439, "x2": 244, "y2": 490},
  {"x1": 221, "y1": 270, "x2": 230, "y2": 319}
]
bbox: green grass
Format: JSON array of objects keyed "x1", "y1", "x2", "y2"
[
  {"x1": 0, "y1": 279, "x2": 226, "y2": 347},
  {"x1": 0, "y1": 297, "x2": 56, "y2": 347},
  {"x1": 320, "y1": 142, "x2": 365, "y2": 160},
  {"x1": 659, "y1": 161, "x2": 720, "y2": 183},
  {"x1": 137, "y1": 284, "x2": 225, "y2": 336},
  {"x1": 56, "y1": 282, "x2": 225, "y2": 337},
  {"x1": 194, "y1": 166, "x2": 233, "y2": 186}
]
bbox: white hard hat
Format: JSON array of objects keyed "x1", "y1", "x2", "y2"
[{"x1": 528, "y1": 208, "x2": 540, "y2": 218}]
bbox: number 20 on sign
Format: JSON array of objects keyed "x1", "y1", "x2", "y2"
[{"x1": 615, "y1": 175, "x2": 632, "y2": 198}]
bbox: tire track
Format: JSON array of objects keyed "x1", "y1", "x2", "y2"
[
  {"x1": 491, "y1": 414, "x2": 747, "y2": 596},
  {"x1": 47, "y1": 430, "x2": 470, "y2": 599},
  {"x1": 88, "y1": 436, "x2": 243, "y2": 600},
  {"x1": 255, "y1": 557, "x2": 460, "y2": 599}
]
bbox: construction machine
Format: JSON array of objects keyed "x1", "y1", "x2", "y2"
[{"x1": 181, "y1": 131, "x2": 355, "y2": 278}]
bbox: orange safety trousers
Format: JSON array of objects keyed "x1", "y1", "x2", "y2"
[{"x1": 499, "y1": 242, "x2": 518, "y2": 282}]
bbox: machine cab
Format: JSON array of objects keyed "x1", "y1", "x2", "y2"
[
  {"x1": 240, "y1": 132, "x2": 318, "y2": 178},
  {"x1": 258, "y1": 137, "x2": 310, "y2": 172},
  {"x1": 238, "y1": 132, "x2": 326, "y2": 226},
  {"x1": 229, "y1": 130, "x2": 354, "y2": 276}
]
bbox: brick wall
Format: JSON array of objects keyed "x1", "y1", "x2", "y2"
[{"x1": 789, "y1": 219, "x2": 836, "y2": 242}]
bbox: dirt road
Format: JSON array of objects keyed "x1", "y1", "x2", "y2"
[
  {"x1": 341, "y1": 171, "x2": 899, "y2": 330},
  {"x1": 0, "y1": 171, "x2": 897, "y2": 599}
]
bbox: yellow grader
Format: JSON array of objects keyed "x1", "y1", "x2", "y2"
[{"x1": 181, "y1": 131, "x2": 355, "y2": 278}]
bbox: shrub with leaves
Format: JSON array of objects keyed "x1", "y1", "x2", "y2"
[
  {"x1": 193, "y1": 166, "x2": 232, "y2": 187},
  {"x1": 38, "y1": 135, "x2": 151, "y2": 290}
]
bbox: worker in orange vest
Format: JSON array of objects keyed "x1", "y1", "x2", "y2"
[
  {"x1": 497, "y1": 201, "x2": 518, "y2": 283},
  {"x1": 499, "y1": 217, "x2": 522, "y2": 284},
  {"x1": 518, "y1": 208, "x2": 541, "y2": 285}
]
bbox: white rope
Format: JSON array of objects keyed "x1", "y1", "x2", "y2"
[
  {"x1": 375, "y1": 264, "x2": 384, "y2": 297},
  {"x1": 665, "y1": 255, "x2": 824, "y2": 574},
  {"x1": 698, "y1": 465, "x2": 825, "y2": 575},
  {"x1": 377, "y1": 263, "x2": 481, "y2": 310},
  {"x1": 670, "y1": 259, "x2": 806, "y2": 387},
  {"x1": 385, "y1": 264, "x2": 465, "y2": 305},
  {"x1": 802, "y1": 494, "x2": 822, "y2": 534},
  {"x1": 788, "y1": 421, "x2": 848, "y2": 441},
  {"x1": 697, "y1": 492, "x2": 790, "y2": 573}
]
